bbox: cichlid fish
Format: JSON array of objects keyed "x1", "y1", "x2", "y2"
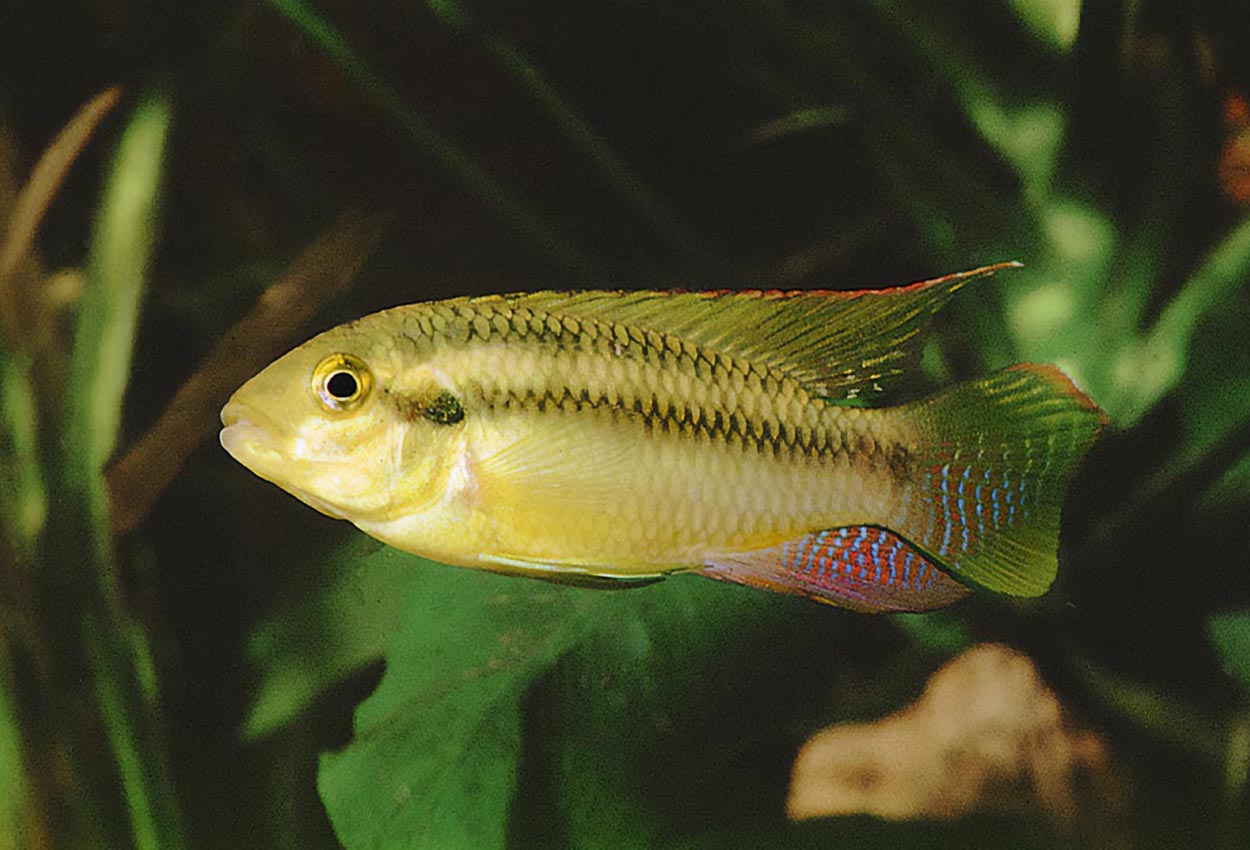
[{"x1": 220, "y1": 264, "x2": 1105, "y2": 612}]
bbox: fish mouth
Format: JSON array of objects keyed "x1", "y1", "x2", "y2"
[
  {"x1": 220, "y1": 399, "x2": 243, "y2": 429},
  {"x1": 219, "y1": 401, "x2": 349, "y2": 520},
  {"x1": 219, "y1": 404, "x2": 286, "y2": 474}
]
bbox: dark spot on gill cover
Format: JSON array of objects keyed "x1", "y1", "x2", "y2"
[
  {"x1": 425, "y1": 391, "x2": 465, "y2": 425},
  {"x1": 401, "y1": 390, "x2": 466, "y2": 425}
]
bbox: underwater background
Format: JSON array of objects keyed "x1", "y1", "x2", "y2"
[{"x1": 2, "y1": 1, "x2": 1250, "y2": 847}]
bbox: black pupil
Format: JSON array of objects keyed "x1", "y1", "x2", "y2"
[{"x1": 326, "y1": 370, "x2": 359, "y2": 400}]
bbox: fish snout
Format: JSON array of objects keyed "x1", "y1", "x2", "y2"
[
  {"x1": 220, "y1": 398, "x2": 245, "y2": 428},
  {"x1": 218, "y1": 398, "x2": 284, "y2": 468}
]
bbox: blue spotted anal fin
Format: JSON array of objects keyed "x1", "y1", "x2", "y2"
[{"x1": 699, "y1": 526, "x2": 970, "y2": 613}]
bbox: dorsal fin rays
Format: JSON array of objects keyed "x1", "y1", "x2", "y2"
[{"x1": 466, "y1": 263, "x2": 1016, "y2": 401}]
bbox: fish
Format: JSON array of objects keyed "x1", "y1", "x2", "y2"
[{"x1": 219, "y1": 263, "x2": 1106, "y2": 613}]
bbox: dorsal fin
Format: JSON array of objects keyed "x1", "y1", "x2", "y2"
[{"x1": 469, "y1": 263, "x2": 1016, "y2": 401}]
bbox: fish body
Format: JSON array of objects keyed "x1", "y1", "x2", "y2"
[{"x1": 220, "y1": 264, "x2": 1105, "y2": 612}]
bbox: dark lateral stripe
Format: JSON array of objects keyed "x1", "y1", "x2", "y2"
[
  {"x1": 406, "y1": 301, "x2": 903, "y2": 467},
  {"x1": 413, "y1": 302, "x2": 794, "y2": 400},
  {"x1": 488, "y1": 384, "x2": 854, "y2": 460}
]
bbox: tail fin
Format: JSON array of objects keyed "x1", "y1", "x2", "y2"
[{"x1": 895, "y1": 364, "x2": 1106, "y2": 597}]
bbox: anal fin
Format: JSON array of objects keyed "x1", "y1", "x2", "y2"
[{"x1": 700, "y1": 526, "x2": 970, "y2": 613}]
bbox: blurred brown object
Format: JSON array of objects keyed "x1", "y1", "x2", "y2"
[
  {"x1": 1219, "y1": 92, "x2": 1250, "y2": 206},
  {"x1": 788, "y1": 644, "x2": 1127, "y2": 836},
  {"x1": 106, "y1": 208, "x2": 389, "y2": 532},
  {"x1": 0, "y1": 86, "x2": 120, "y2": 349}
]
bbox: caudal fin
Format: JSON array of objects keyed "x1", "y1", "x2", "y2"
[{"x1": 895, "y1": 364, "x2": 1106, "y2": 596}]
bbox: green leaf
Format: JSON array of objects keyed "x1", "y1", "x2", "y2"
[
  {"x1": 1106, "y1": 215, "x2": 1250, "y2": 425},
  {"x1": 894, "y1": 610, "x2": 974, "y2": 655},
  {"x1": 865, "y1": 0, "x2": 1067, "y2": 202},
  {"x1": 318, "y1": 529, "x2": 882, "y2": 850},
  {"x1": 1007, "y1": 0, "x2": 1082, "y2": 51},
  {"x1": 523, "y1": 576, "x2": 790, "y2": 850},
  {"x1": 315, "y1": 545, "x2": 812, "y2": 849},
  {"x1": 0, "y1": 350, "x2": 45, "y2": 564},
  {"x1": 50, "y1": 86, "x2": 185, "y2": 850},
  {"x1": 1209, "y1": 612, "x2": 1250, "y2": 694},
  {"x1": 68, "y1": 91, "x2": 171, "y2": 479},
  {"x1": 244, "y1": 538, "x2": 416, "y2": 739},
  {"x1": 316, "y1": 550, "x2": 597, "y2": 849},
  {"x1": 539, "y1": 620, "x2": 660, "y2": 850},
  {"x1": 0, "y1": 659, "x2": 32, "y2": 850},
  {"x1": 1175, "y1": 273, "x2": 1250, "y2": 507}
]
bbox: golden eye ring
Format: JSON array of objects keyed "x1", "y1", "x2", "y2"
[{"x1": 312, "y1": 353, "x2": 373, "y2": 411}]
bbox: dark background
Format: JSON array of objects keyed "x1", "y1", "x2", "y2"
[{"x1": 2, "y1": 1, "x2": 1250, "y2": 848}]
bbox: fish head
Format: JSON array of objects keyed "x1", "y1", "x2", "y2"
[{"x1": 220, "y1": 317, "x2": 461, "y2": 522}]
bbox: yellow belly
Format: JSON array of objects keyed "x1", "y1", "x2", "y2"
[{"x1": 359, "y1": 405, "x2": 904, "y2": 578}]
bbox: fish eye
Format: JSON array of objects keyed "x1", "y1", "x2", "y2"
[
  {"x1": 312, "y1": 353, "x2": 372, "y2": 411},
  {"x1": 326, "y1": 371, "x2": 358, "y2": 399}
]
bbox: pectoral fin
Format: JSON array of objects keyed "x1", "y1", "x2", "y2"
[
  {"x1": 700, "y1": 526, "x2": 970, "y2": 613},
  {"x1": 474, "y1": 414, "x2": 642, "y2": 520}
]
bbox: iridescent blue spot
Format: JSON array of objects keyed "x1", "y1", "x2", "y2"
[
  {"x1": 885, "y1": 533, "x2": 898, "y2": 585},
  {"x1": 803, "y1": 543, "x2": 818, "y2": 576}
]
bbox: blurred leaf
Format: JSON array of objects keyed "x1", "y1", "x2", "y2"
[
  {"x1": 866, "y1": 0, "x2": 1066, "y2": 202},
  {"x1": 1008, "y1": 0, "x2": 1082, "y2": 51},
  {"x1": 0, "y1": 655, "x2": 34, "y2": 850},
  {"x1": 107, "y1": 208, "x2": 388, "y2": 533},
  {"x1": 0, "y1": 351, "x2": 45, "y2": 563},
  {"x1": 1209, "y1": 613, "x2": 1250, "y2": 694},
  {"x1": 1177, "y1": 271, "x2": 1250, "y2": 507},
  {"x1": 740, "y1": 105, "x2": 853, "y2": 149},
  {"x1": 894, "y1": 610, "x2": 974, "y2": 655},
  {"x1": 1073, "y1": 653, "x2": 1224, "y2": 763},
  {"x1": 0, "y1": 86, "x2": 120, "y2": 348},
  {"x1": 319, "y1": 542, "x2": 858, "y2": 849},
  {"x1": 970, "y1": 100, "x2": 1066, "y2": 204},
  {"x1": 68, "y1": 90, "x2": 171, "y2": 478},
  {"x1": 527, "y1": 578, "x2": 763, "y2": 850},
  {"x1": 0, "y1": 90, "x2": 122, "y2": 563},
  {"x1": 537, "y1": 625, "x2": 661, "y2": 850},
  {"x1": 1204, "y1": 454, "x2": 1250, "y2": 509},
  {"x1": 1106, "y1": 215, "x2": 1250, "y2": 425},
  {"x1": 244, "y1": 537, "x2": 414, "y2": 738},
  {"x1": 54, "y1": 87, "x2": 184, "y2": 850}
]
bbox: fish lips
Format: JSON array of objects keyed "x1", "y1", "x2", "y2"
[{"x1": 219, "y1": 401, "x2": 348, "y2": 520}]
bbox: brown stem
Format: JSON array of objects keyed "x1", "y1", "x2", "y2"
[
  {"x1": 105, "y1": 208, "x2": 389, "y2": 533},
  {"x1": 0, "y1": 87, "x2": 121, "y2": 349}
]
